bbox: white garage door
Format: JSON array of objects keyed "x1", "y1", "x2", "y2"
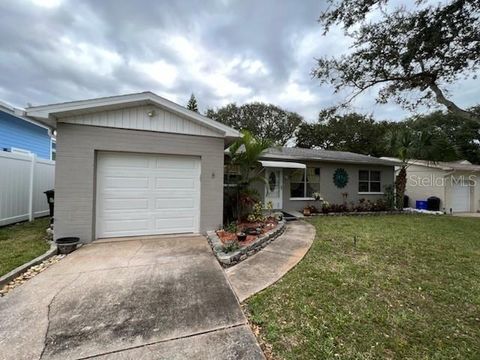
[
  {"x1": 451, "y1": 180, "x2": 471, "y2": 213},
  {"x1": 96, "y1": 152, "x2": 200, "y2": 238}
]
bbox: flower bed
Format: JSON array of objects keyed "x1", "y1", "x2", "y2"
[
  {"x1": 302, "y1": 198, "x2": 394, "y2": 216},
  {"x1": 216, "y1": 218, "x2": 278, "y2": 244},
  {"x1": 207, "y1": 219, "x2": 286, "y2": 267}
]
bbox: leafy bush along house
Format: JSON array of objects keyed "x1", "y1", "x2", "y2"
[{"x1": 250, "y1": 147, "x2": 397, "y2": 212}]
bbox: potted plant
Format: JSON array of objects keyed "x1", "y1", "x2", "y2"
[
  {"x1": 305, "y1": 192, "x2": 324, "y2": 216},
  {"x1": 236, "y1": 231, "x2": 247, "y2": 241},
  {"x1": 303, "y1": 206, "x2": 311, "y2": 216},
  {"x1": 312, "y1": 192, "x2": 324, "y2": 202},
  {"x1": 56, "y1": 237, "x2": 80, "y2": 254}
]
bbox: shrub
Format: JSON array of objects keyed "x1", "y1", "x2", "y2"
[
  {"x1": 307, "y1": 205, "x2": 319, "y2": 214},
  {"x1": 329, "y1": 203, "x2": 349, "y2": 213},
  {"x1": 383, "y1": 185, "x2": 396, "y2": 210},
  {"x1": 223, "y1": 239, "x2": 239, "y2": 253},
  {"x1": 321, "y1": 201, "x2": 331, "y2": 214},
  {"x1": 372, "y1": 199, "x2": 388, "y2": 211},
  {"x1": 247, "y1": 202, "x2": 266, "y2": 223},
  {"x1": 321, "y1": 198, "x2": 392, "y2": 213},
  {"x1": 225, "y1": 222, "x2": 237, "y2": 233}
]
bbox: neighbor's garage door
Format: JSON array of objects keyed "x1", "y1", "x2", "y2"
[
  {"x1": 451, "y1": 180, "x2": 470, "y2": 212},
  {"x1": 96, "y1": 152, "x2": 200, "y2": 238}
]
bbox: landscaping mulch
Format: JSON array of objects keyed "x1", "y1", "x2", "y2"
[{"x1": 216, "y1": 219, "x2": 278, "y2": 246}]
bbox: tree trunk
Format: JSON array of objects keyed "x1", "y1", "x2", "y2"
[{"x1": 395, "y1": 166, "x2": 407, "y2": 209}]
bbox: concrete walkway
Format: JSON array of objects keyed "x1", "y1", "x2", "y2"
[
  {"x1": 453, "y1": 212, "x2": 480, "y2": 218},
  {"x1": 0, "y1": 235, "x2": 264, "y2": 360},
  {"x1": 225, "y1": 221, "x2": 316, "y2": 302}
]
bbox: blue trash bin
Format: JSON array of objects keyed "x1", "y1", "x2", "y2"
[{"x1": 416, "y1": 200, "x2": 428, "y2": 210}]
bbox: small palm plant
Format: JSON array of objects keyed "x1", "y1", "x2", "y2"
[
  {"x1": 225, "y1": 130, "x2": 273, "y2": 221},
  {"x1": 387, "y1": 129, "x2": 457, "y2": 209}
]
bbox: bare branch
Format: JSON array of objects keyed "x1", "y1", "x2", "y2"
[{"x1": 428, "y1": 82, "x2": 479, "y2": 122}]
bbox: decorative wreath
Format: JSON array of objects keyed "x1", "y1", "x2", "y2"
[{"x1": 333, "y1": 168, "x2": 349, "y2": 188}]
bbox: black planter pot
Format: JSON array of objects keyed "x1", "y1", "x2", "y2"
[
  {"x1": 56, "y1": 237, "x2": 80, "y2": 254},
  {"x1": 236, "y1": 233, "x2": 247, "y2": 241}
]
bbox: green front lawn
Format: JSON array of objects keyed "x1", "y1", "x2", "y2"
[
  {"x1": 0, "y1": 218, "x2": 50, "y2": 277},
  {"x1": 247, "y1": 215, "x2": 480, "y2": 359}
]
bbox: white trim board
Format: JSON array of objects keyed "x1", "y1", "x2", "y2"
[{"x1": 25, "y1": 91, "x2": 240, "y2": 139}]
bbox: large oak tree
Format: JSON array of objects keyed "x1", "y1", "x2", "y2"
[
  {"x1": 206, "y1": 102, "x2": 304, "y2": 145},
  {"x1": 314, "y1": 0, "x2": 480, "y2": 121},
  {"x1": 296, "y1": 111, "x2": 396, "y2": 157}
]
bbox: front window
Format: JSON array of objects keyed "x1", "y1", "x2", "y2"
[
  {"x1": 290, "y1": 167, "x2": 320, "y2": 198},
  {"x1": 51, "y1": 140, "x2": 56, "y2": 160},
  {"x1": 359, "y1": 170, "x2": 381, "y2": 193}
]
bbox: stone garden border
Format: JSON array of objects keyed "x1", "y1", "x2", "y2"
[{"x1": 207, "y1": 220, "x2": 286, "y2": 267}]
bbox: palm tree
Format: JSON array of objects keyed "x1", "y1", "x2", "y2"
[
  {"x1": 225, "y1": 130, "x2": 273, "y2": 221},
  {"x1": 387, "y1": 129, "x2": 457, "y2": 209}
]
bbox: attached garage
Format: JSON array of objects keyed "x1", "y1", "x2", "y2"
[
  {"x1": 25, "y1": 92, "x2": 240, "y2": 243},
  {"x1": 96, "y1": 152, "x2": 201, "y2": 238}
]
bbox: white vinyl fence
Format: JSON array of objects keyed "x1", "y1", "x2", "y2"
[{"x1": 0, "y1": 151, "x2": 55, "y2": 226}]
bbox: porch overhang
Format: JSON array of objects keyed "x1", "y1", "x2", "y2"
[{"x1": 259, "y1": 160, "x2": 306, "y2": 169}]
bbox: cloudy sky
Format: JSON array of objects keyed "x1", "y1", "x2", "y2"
[{"x1": 0, "y1": 0, "x2": 478, "y2": 122}]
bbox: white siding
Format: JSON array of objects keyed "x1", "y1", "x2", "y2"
[
  {"x1": 404, "y1": 165, "x2": 446, "y2": 209},
  {"x1": 404, "y1": 165, "x2": 480, "y2": 212},
  {"x1": 0, "y1": 151, "x2": 55, "y2": 226},
  {"x1": 60, "y1": 105, "x2": 221, "y2": 137}
]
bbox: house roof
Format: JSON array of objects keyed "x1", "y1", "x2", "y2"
[
  {"x1": 261, "y1": 147, "x2": 398, "y2": 166},
  {"x1": 25, "y1": 91, "x2": 240, "y2": 139},
  {"x1": 0, "y1": 100, "x2": 53, "y2": 132},
  {"x1": 381, "y1": 157, "x2": 480, "y2": 172}
]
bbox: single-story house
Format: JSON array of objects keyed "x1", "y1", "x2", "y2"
[
  {"x1": 0, "y1": 101, "x2": 55, "y2": 160},
  {"x1": 252, "y1": 147, "x2": 397, "y2": 212},
  {"x1": 24, "y1": 91, "x2": 397, "y2": 243},
  {"x1": 26, "y1": 92, "x2": 240, "y2": 243},
  {"x1": 382, "y1": 158, "x2": 480, "y2": 213}
]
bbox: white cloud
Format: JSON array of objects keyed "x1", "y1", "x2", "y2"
[
  {"x1": 237, "y1": 58, "x2": 268, "y2": 75},
  {"x1": 29, "y1": 0, "x2": 63, "y2": 8},
  {"x1": 58, "y1": 36, "x2": 122, "y2": 77},
  {"x1": 162, "y1": 34, "x2": 253, "y2": 98},
  {"x1": 131, "y1": 60, "x2": 178, "y2": 88},
  {"x1": 278, "y1": 81, "x2": 316, "y2": 104}
]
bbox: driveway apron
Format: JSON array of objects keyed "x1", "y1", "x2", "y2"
[{"x1": 0, "y1": 235, "x2": 264, "y2": 360}]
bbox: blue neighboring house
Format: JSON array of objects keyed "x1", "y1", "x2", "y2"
[{"x1": 0, "y1": 101, "x2": 54, "y2": 160}]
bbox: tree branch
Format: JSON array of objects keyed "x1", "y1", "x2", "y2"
[{"x1": 428, "y1": 82, "x2": 479, "y2": 122}]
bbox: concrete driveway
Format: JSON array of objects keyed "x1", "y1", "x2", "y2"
[{"x1": 0, "y1": 235, "x2": 264, "y2": 360}]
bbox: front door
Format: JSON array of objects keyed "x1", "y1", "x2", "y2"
[{"x1": 265, "y1": 168, "x2": 283, "y2": 209}]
